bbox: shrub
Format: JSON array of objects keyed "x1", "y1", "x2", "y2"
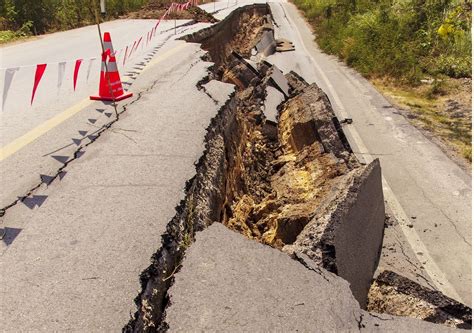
[
  {"x1": 292, "y1": 0, "x2": 472, "y2": 82},
  {"x1": 0, "y1": 0, "x2": 149, "y2": 36}
]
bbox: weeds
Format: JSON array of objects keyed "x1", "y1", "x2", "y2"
[
  {"x1": 373, "y1": 78, "x2": 472, "y2": 162},
  {"x1": 293, "y1": 0, "x2": 472, "y2": 83},
  {"x1": 294, "y1": 0, "x2": 472, "y2": 162},
  {"x1": 0, "y1": 0, "x2": 148, "y2": 36},
  {"x1": 426, "y1": 79, "x2": 448, "y2": 99}
]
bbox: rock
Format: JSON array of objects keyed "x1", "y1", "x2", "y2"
[
  {"x1": 278, "y1": 83, "x2": 351, "y2": 160},
  {"x1": 284, "y1": 159, "x2": 385, "y2": 308},
  {"x1": 368, "y1": 270, "x2": 472, "y2": 329},
  {"x1": 267, "y1": 65, "x2": 290, "y2": 98},
  {"x1": 285, "y1": 70, "x2": 309, "y2": 95}
]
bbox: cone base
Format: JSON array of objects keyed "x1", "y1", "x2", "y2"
[{"x1": 90, "y1": 92, "x2": 133, "y2": 102}]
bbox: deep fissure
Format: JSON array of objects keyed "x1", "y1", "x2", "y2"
[{"x1": 125, "y1": 4, "x2": 471, "y2": 332}]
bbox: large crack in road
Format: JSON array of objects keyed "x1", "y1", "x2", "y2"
[
  {"x1": 0, "y1": 20, "x2": 195, "y2": 224},
  {"x1": 124, "y1": 4, "x2": 471, "y2": 332}
]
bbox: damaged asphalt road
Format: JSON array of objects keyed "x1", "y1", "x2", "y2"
[
  {"x1": 126, "y1": 3, "x2": 470, "y2": 332},
  {"x1": 0, "y1": 34, "x2": 235, "y2": 329},
  {"x1": 0, "y1": 0, "x2": 471, "y2": 332},
  {"x1": 166, "y1": 223, "x2": 461, "y2": 332},
  {"x1": 264, "y1": 1, "x2": 471, "y2": 306}
]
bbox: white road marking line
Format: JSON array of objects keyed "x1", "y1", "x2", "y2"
[
  {"x1": 0, "y1": 42, "x2": 188, "y2": 162},
  {"x1": 282, "y1": 2, "x2": 462, "y2": 301}
]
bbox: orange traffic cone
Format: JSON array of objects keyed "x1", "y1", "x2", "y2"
[{"x1": 90, "y1": 32, "x2": 132, "y2": 102}]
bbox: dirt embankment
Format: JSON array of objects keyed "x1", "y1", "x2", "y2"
[{"x1": 124, "y1": 0, "x2": 218, "y2": 22}]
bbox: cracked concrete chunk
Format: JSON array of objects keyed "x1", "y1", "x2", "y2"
[
  {"x1": 166, "y1": 223, "x2": 458, "y2": 332},
  {"x1": 255, "y1": 29, "x2": 277, "y2": 56},
  {"x1": 279, "y1": 83, "x2": 350, "y2": 159},
  {"x1": 167, "y1": 223, "x2": 362, "y2": 332},
  {"x1": 268, "y1": 65, "x2": 290, "y2": 98},
  {"x1": 201, "y1": 79, "x2": 235, "y2": 106},
  {"x1": 284, "y1": 159, "x2": 385, "y2": 308},
  {"x1": 368, "y1": 270, "x2": 472, "y2": 329},
  {"x1": 285, "y1": 70, "x2": 309, "y2": 95},
  {"x1": 263, "y1": 86, "x2": 284, "y2": 122},
  {"x1": 276, "y1": 38, "x2": 295, "y2": 52},
  {"x1": 222, "y1": 52, "x2": 261, "y2": 89}
]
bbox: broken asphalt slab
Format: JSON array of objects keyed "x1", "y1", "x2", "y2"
[
  {"x1": 265, "y1": 1, "x2": 471, "y2": 304},
  {"x1": 368, "y1": 270, "x2": 472, "y2": 328},
  {"x1": 166, "y1": 223, "x2": 458, "y2": 332},
  {"x1": 0, "y1": 40, "x2": 234, "y2": 331}
]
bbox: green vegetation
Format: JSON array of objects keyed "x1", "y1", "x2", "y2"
[
  {"x1": 293, "y1": 0, "x2": 472, "y2": 82},
  {"x1": 0, "y1": 29, "x2": 25, "y2": 44},
  {"x1": 294, "y1": 0, "x2": 472, "y2": 162},
  {"x1": 0, "y1": 0, "x2": 148, "y2": 42}
]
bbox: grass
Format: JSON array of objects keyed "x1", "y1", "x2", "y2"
[
  {"x1": 290, "y1": 0, "x2": 471, "y2": 163},
  {"x1": 372, "y1": 78, "x2": 472, "y2": 162},
  {"x1": 0, "y1": 30, "x2": 26, "y2": 44}
]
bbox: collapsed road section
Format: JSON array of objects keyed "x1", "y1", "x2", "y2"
[{"x1": 125, "y1": 4, "x2": 471, "y2": 332}]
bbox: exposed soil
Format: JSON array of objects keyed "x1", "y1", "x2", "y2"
[
  {"x1": 223, "y1": 82, "x2": 359, "y2": 249},
  {"x1": 183, "y1": 4, "x2": 271, "y2": 67},
  {"x1": 125, "y1": 4, "x2": 471, "y2": 332},
  {"x1": 124, "y1": 0, "x2": 218, "y2": 22}
]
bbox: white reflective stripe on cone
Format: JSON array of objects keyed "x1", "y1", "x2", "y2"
[
  {"x1": 106, "y1": 61, "x2": 118, "y2": 72},
  {"x1": 104, "y1": 41, "x2": 114, "y2": 53}
]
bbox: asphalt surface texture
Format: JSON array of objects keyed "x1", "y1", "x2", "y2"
[
  {"x1": 0, "y1": 0, "x2": 471, "y2": 330},
  {"x1": 167, "y1": 223, "x2": 457, "y2": 332},
  {"x1": 0, "y1": 18, "x2": 233, "y2": 329},
  {"x1": 0, "y1": 19, "x2": 197, "y2": 208}
]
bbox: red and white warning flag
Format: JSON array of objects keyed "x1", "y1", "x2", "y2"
[
  {"x1": 86, "y1": 57, "x2": 96, "y2": 82},
  {"x1": 2, "y1": 67, "x2": 20, "y2": 110},
  {"x1": 57, "y1": 61, "x2": 66, "y2": 94},
  {"x1": 31, "y1": 64, "x2": 47, "y2": 105},
  {"x1": 73, "y1": 59, "x2": 83, "y2": 91}
]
